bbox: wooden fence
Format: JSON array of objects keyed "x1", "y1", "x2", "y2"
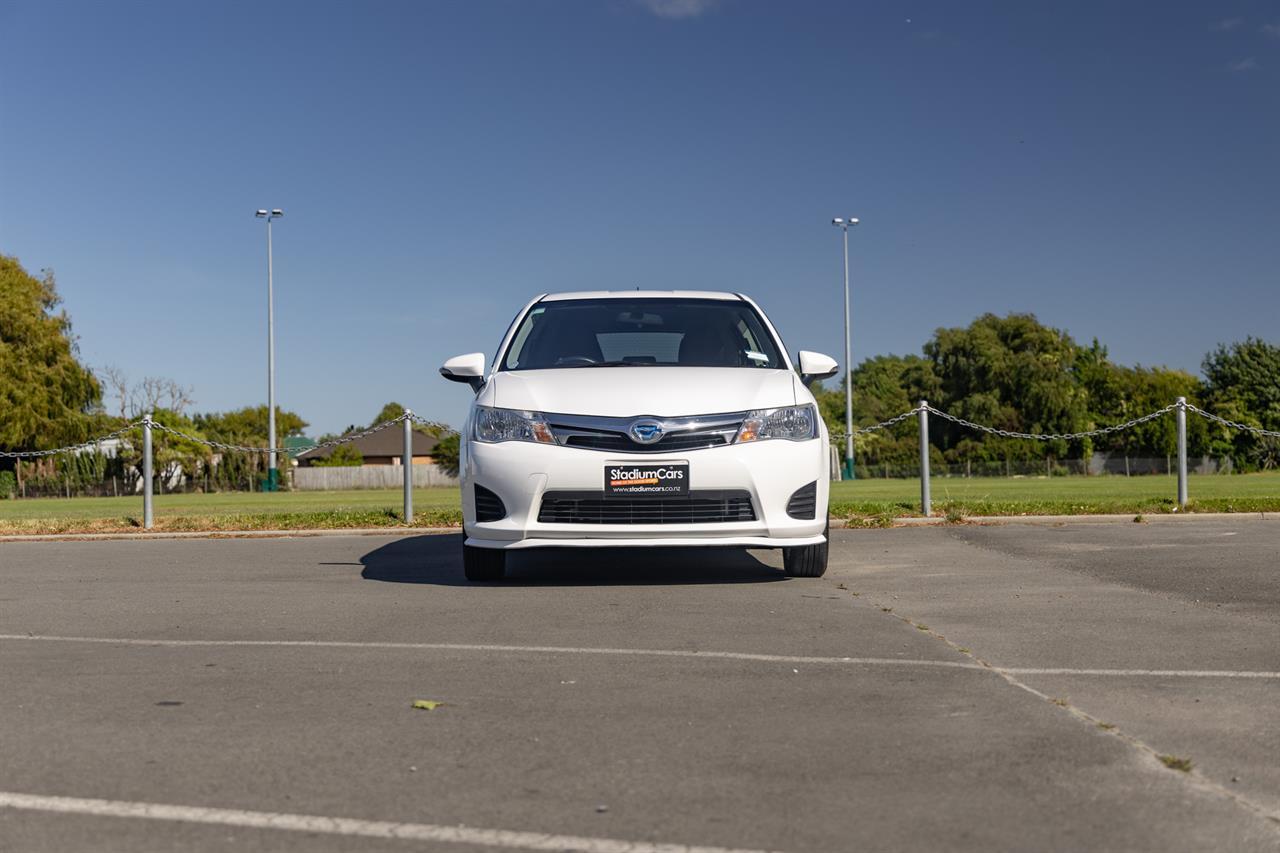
[{"x1": 292, "y1": 464, "x2": 458, "y2": 491}]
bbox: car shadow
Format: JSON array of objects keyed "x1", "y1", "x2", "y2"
[{"x1": 358, "y1": 533, "x2": 788, "y2": 587}]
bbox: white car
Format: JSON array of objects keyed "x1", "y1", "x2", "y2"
[{"x1": 440, "y1": 291, "x2": 838, "y2": 581}]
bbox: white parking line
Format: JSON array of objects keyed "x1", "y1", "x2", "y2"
[
  {"x1": 4, "y1": 634, "x2": 1280, "y2": 679},
  {"x1": 0, "y1": 791, "x2": 777, "y2": 853},
  {"x1": 0, "y1": 634, "x2": 982, "y2": 670},
  {"x1": 1001, "y1": 667, "x2": 1280, "y2": 679}
]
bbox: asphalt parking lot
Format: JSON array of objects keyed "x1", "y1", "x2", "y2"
[{"x1": 1, "y1": 519, "x2": 1278, "y2": 852}]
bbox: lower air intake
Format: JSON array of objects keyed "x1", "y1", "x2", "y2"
[
  {"x1": 474, "y1": 485, "x2": 507, "y2": 522},
  {"x1": 537, "y1": 491, "x2": 756, "y2": 525},
  {"x1": 786, "y1": 482, "x2": 817, "y2": 519}
]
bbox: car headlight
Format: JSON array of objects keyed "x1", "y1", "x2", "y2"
[
  {"x1": 735, "y1": 404, "x2": 818, "y2": 443},
  {"x1": 473, "y1": 406, "x2": 556, "y2": 444}
]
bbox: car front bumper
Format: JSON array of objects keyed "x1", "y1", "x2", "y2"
[{"x1": 462, "y1": 437, "x2": 829, "y2": 550}]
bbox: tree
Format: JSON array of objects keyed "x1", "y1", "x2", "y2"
[
  {"x1": 367, "y1": 401, "x2": 447, "y2": 445},
  {"x1": 430, "y1": 433, "x2": 460, "y2": 476},
  {"x1": 193, "y1": 406, "x2": 309, "y2": 489},
  {"x1": 109, "y1": 408, "x2": 212, "y2": 493},
  {"x1": 925, "y1": 313, "x2": 1090, "y2": 462},
  {"x1": 0, "y1": 256, "x2": 101, "y2": 454},
  {"x1": 370, "y1": 402, "x2": 406, "y2": 426},
  {"x1": 99, "y1": 365, "x2": 193, "y2": 419},
  {"x1": 311, "y1": 445, "x2": 363, "y2": 467},
  {"x1": 813, "y1": 354, "x2": 940, "y2": 470},
  {"x1": 194, "y1": 406, "x2": 308, "y2": 442},
  {"x1": 1076, "y1": 342, "x2": 1208, "y2": 461},
  {"x1": 150, "y1": 409, "x2": 213, "y2": 490},
  {"x1": 1201, "y1": 338, "x2": 1280, "y2": 470}
]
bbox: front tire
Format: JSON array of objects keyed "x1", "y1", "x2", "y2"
[
  {"x1": 783, "y1": 524, "x2": 829, "y2": 577},
  {"x1": 463, "y1": 543, "x2": 506, "y2": 582}
]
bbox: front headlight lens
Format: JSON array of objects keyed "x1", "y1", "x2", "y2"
[
  {"x1": 735, "y1": 404, "x2": 818, "y2": 443},
  {"x1": 473, "y1": 406, "x2": 556, "y2": 444}
]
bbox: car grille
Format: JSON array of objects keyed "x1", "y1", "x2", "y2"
[
  {"x1": 563, "y1": 433, "x2": 730, "y2": 452},
  {"x1": 537, "y1": 490, "x2": 756, "y2": 525},
  {"x1": 547, "y1": 412, "x2": 745, "y2": 453}
]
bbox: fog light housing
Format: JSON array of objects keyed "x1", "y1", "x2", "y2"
[
  {"x1": 474, "y1": 485, "x2": 507, "y2": 521},
  {"x1": 786, "y1": 481, "x2": 817, "y2": 519}
]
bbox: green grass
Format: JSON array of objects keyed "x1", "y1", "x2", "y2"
[
  {"x1": 0, "y1": 488, "x2": 464, "y2": 534},
  {"x1": 0, "y1": 472, "x2": 1277, "y2": 534},
  {"x1": 1158, "y1": 754, "x2": 1194, "y2": 773},
  {"x1": 829, "y1": 472, "x2": 1280, "y2": 522}
]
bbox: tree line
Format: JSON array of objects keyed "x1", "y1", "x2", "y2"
[
  {"x1": 2, "y1": 253, "x2": 1277, "y2": 496},
  {"x1": 812, "y1": 313, "x2": 1280, "y2": 473},
  {"x1": 1, "y1": 252, "x2": 462, "y2": 495}
]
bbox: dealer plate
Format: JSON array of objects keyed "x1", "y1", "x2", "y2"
[{"x1": 604, "y1": 463, "x2": 689, "y2": 498}]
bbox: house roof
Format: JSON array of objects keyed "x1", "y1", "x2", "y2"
[{"x1": 296, "y1": 427, "x2": 441, "y2": 462}]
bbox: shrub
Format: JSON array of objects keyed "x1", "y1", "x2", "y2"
[
  {"x1": 311, "y1": 445, "x2": 363, "y2": 467},
  {"x1": 0, "y1": 470, "x2": 15, "y2": 499}
]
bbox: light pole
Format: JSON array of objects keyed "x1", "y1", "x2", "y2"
[
  {"x1": 832, "y1": 217, "x2": 859, "y2": 480},
  {"x1": 255, "y1": 208, "x2": 284, "y2": 490}
]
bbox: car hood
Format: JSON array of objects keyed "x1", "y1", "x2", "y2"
[{"x1": 486, "y1": 368, "x2": 799, "y2": 417}]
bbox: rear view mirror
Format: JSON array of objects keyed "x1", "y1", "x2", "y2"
[
  {"x1": 440, "y1": 352, "x2": 486, "y2": 392},
  {"x1": 797, "y1": 351, "x2": 838, "y2": 387}
]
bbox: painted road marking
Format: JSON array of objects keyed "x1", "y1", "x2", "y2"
[
  {"x1": 3, "y1": 634, "x2": 1279, "y2": 679},
  {"x1": 0, "y1": 791, "x2": 777, "y2": 853},
  {"x1": 0, "y1": 634, "x2": 980, "y2": 670},
  {"x1": 1000, "y1": 667, "x2": 1280, "y2": 679}
]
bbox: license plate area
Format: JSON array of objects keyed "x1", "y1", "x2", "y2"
[{"x1": 604, "y1": 462, "x2": 689, "y2": 498}]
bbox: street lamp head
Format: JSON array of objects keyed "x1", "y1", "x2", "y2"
[
  {"x1": 255, "y1": 210, "x2": 268, "y2": 217},
  {"x1": 271, "y1": 209, "x2": 283, "y2": 217},
  {"x1": 831, "y1": 218, "x2": 844, "y2": 226},
  {"x1": 848, "y1": 217, "x2": 859, "y2": 226}
]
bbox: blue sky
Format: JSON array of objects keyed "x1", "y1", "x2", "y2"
[{"x1": 2, "y1": 0, "x2": 1277, "y2": 436}]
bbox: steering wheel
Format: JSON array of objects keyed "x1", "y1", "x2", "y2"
[{"x1": 556, "y1": 355, "x2": 598, "y2": 365}]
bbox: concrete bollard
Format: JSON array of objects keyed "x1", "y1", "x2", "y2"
[
  {"x1": 1176, "y1": 397, "x2": 1188, "y2": 508},
  {"x1": 142, "y1": 414, "x2": 154, "y2": 529},
  {"x1": 403, "y1": 411, "x2": 414, "y2": 524},
  {"x1": 919, "y1": 401, "x2": 931, "y2": 517}
]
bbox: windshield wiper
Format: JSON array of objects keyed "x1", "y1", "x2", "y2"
[{"x1": 572, "y1": 360, "x2": 651, "y2": 368}]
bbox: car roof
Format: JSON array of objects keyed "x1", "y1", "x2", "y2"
[{"x1": 539, "y1": 290, "x2": 743, "y2": 302}]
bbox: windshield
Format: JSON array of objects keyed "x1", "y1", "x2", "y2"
[{"x1": 500, "y1": 298, "x2": 786, "y2": 371}]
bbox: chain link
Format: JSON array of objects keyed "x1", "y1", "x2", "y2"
[
  {"x1": 927, "y1": 403, "x2": 1180, "y2": 442},
  {"x1": 1185, "y1": 404, "x2": 1280, "y2": 439},
  {"x1": 0, "y1": 421, "x2": 146, "y2": 459},
  {"x1": 6, "y1": 403, "x2": 1276, "y2": 459},
  {"x1": 829, "y1": 406, "x2": 925, "y2": 441},
  {"x1": 409, "y1": 414, "x2": 461, "y2": 436},
  {"x1": 149, "y1": 413, "x2": 417, "y2": 455},
  {"x1": 1, "y1": 412, "x2": 461, "y2": 460}
]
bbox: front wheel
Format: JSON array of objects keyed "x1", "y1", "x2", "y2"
[
  {"x1": 463, "y1": 543, "x2": 506, "y2": 582},
  {"x1": 783, "y1": 525, "x2": 829, "y2": 577}
]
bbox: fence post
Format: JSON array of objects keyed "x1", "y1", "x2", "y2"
[
  {"x1": 919, "y1": 400, "x2": 931, "y2": 517},
  {"x1": 142, "y1": 414, "x2": 154, "y2": 529},
  {"x1": 402, "y1": 411, "x2": 414, "y2": 524},
  {"x1": 1176, "y1": 396, "x2": 1188, "y2": 508}
]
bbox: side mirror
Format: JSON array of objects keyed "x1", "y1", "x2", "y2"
[
  {"x1": 440, "y1": 352, "x2": 486, "y2": 392},
  {"x1": 797, "y1": 351, "x2": 838, "y2": 387}
]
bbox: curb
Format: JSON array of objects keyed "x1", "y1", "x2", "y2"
[
  {"x1": 1, "y1": 512, "x2": 1275, "y2": 542},
  {"x1": 831, "y1": 511, "x2": 1278, "y2": 529},
  {"x1": 0, "y1": 527, "x2": 459, "y2": 543}
]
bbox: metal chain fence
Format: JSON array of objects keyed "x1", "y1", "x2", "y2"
[
  {"x1": 2, "y1": 398, "x2": 1274, "y2": 526},
  {"x1": 0, "y1": 421, "x2": 148, "y2": 460},
  {"x1": 925, "y1": 403, "x2": 1180, "y2": 442},
  {"x1": 1185, "y1": 404, "x2": 1280, "y2": 439},
  {"x1": 150, "y1": 413, "x2": 415, "y2": 455}
]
